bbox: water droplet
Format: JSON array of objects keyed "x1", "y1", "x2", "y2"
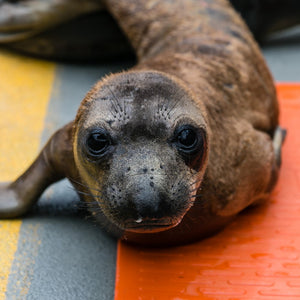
[{"x1": 135, "y1": 217, "x2": 143, "y2": 223}]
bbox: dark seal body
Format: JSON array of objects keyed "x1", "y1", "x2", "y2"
[{"x1": 0, "y1": 0, "x2": 281, "y2": 246}]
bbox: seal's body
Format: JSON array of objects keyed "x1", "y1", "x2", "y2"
[{"x1": 0, "y1": 0, "x2": 283, "y2": 246}]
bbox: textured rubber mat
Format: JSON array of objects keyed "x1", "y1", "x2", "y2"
[{"x1": 114, "y1": 83, "x2": 300, "y2": 300}]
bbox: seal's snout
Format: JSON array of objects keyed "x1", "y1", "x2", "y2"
[
  {"x1": 134, "y1": 188, "x2": 169, "y2": 219},
  {"x1": 102, "y1": 144, "x2": 193, "y2": 233},
  {"x1": 123, "y1": 187, "x2": 179, "y2": 233},
  {"x1": 128, "y1": 182, "x2": 176, "y2": 224},
  {"x1": 103, "y1": 177, "x2": 186, "y2": 233}
]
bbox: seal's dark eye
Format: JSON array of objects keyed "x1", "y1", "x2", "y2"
[
  {"x1": 172, "y1": 125, "x2": 207, "y2": 171},
  {"x1": 86, "y1": 130, "x2": 111, "y2": 157},
  {"x1": 175, "y1": 126, "x2": 199, "y2": 153},
  {"x1": 177, "y1": 128, "x2": 197, "y2": 149}
]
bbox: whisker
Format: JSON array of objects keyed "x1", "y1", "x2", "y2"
[
  {"x1": 189, "y1": 185, "x2": 202, "y2": 193},
  {"x1": 107, "y1": 85, "x2": 123, "y2": 114},
  {"x1": 189, "y1": 178, "x2": 203, "y2": 187},
  {"x1": 167, "y1": 98, "x2": 181, "y2": 117},
  {"x1": 69, "y1": 177, "x2": 102, "y2": 193},
  {"x1": 189, "y1": 194, "x2": 202, "y2": 199},
  {"x1": 76, "y1": 201, "x2": 102, "y2": 209},
  {"x1": 76, "y1": 190, "x2": 102, "y2": 198}
]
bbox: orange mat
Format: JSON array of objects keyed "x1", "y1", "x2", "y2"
[{"x1": 115, "y1": 83, "x2": 300, "y2": 300}]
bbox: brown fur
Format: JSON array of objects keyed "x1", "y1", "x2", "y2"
[
  {"x1": 97, "y1": 0, "x2": 279, "y2": 215},
  {"x1": 0, "y1": 0, "x2": 280, "y2": 246}
]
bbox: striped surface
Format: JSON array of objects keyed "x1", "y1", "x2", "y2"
[{"x1": 0, "y1": 51, "x2": 55, "y2": 299}]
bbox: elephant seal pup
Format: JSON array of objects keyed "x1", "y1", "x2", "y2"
[{"x1": 0, "y1": 0, "x2": 284, "y2": 246}]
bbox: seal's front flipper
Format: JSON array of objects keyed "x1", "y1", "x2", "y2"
[
  {"x1": 0, "y1": 122, "x2": 76, "y2": 218},
  {"x1": 0, "y1": 0, "x2": 102, "y2": 43},
  {"x1": 273, "y1": 126, "x2": 287, "y2": 168}
]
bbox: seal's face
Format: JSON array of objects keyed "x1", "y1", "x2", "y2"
[{"x1": 73, "y1": 71, "x2": 208, "y2": 233}]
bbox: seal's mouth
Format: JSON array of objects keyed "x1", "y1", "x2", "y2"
[{"x1": 124, "y1": 217, "x2": 182, "y2": 233}]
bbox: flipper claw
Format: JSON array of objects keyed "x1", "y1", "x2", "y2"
[{"x1": 273, "y1": 126, "x2": 287, "y2": 167}]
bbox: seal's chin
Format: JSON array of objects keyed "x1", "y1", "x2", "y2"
[{"x1": 123, "y1": 217, "x2": 182, "y2": 233}]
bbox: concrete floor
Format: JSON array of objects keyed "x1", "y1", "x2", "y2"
[{"x1": 1, "y1": 26, "x2": 300, "y2": 300}]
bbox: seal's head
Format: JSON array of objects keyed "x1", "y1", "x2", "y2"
[{"x1": 73, "y1": 71, "x2": 209, "y2": 233}]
